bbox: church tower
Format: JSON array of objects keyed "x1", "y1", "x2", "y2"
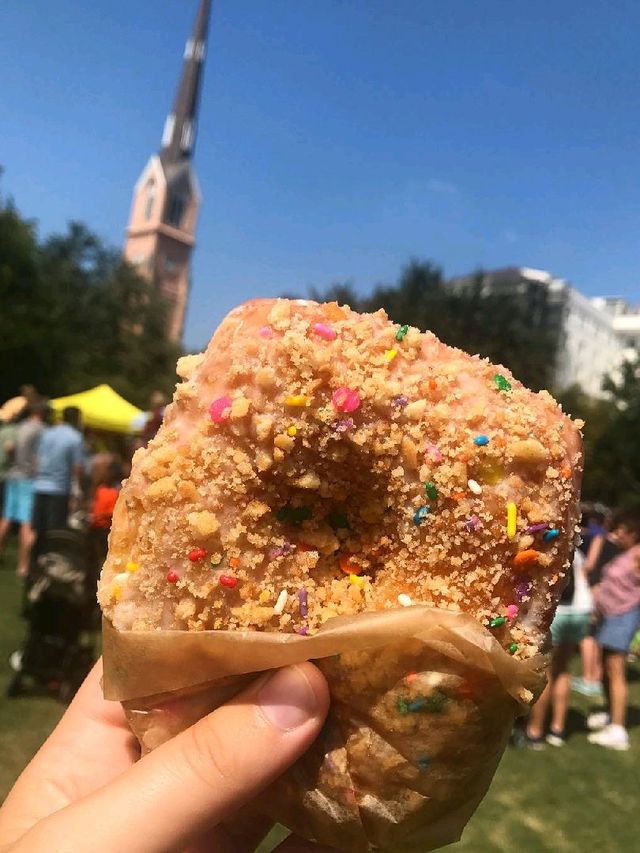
[{"x1": 124, "y1": 0, "x2": 212, "y2": 342}]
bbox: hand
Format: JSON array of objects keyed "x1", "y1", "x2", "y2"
[{"x1": 0, "y1": 660, "x2": 334, "y2": 852}]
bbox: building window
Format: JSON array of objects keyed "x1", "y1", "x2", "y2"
[
  {"x1": 162, "y1": 114, "x2": 175, "y2": 148},
  {"x1": 144, "y1": 180, "x2": 156, "y2": 220},
  {"x1": 166, "y1": 192, "x2": 186, "y2": 227},
  {"x1": 164, "y1": 257, "x2": 178, "y2": 273},
  {"x1": 181, "y1": 120, "x2": 194, "y2": 152}
]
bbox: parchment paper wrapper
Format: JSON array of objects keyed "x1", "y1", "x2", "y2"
[{"x1": 103, "y1": 607, "x2": 546, "y2": 852}]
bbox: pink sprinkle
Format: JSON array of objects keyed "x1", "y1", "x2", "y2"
[
  {"x1": 506, "y1": 604, "x2": 519, "y2": 620},
  {"x1": 259, "y1": 326, "x2": 274, "y2": 338},
  {"x1": 425, "y1": 443, "x2": 443, "y2": 463},
  {"x1": 332, "y1": 387, "x2": 360, "y2": 413},
  {"x1": 313, "y1": 322, "x2": 337, "y2": 341},
  {"x1": 296, "y1": 626, "x2": 309, "y2": 636},
  {"x1": 209, "y1": 395, "x2": 233, "y2": 423}
]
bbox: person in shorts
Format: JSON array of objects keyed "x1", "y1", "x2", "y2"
[
  {"x1": 587, "y1": 512, "x2": 640, "y2": 751},
  {"x1": 0, "y1": 403, "x2": 45, "y2": 576},
  {"x1": 526, "y1": 550, "x2": 592, "y2": 747}
]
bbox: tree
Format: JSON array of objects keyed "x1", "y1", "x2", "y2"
[{"x1": 0, "y1": 186, "x2": 180, "y2": 408}]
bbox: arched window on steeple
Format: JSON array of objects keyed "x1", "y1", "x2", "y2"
[{"x1": 144, "y1": 179, "x2": 156, "y2": 220}]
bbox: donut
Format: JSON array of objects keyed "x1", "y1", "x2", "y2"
[{"x1": 98, "y1": 298, "x2": 582, "y2": 659}]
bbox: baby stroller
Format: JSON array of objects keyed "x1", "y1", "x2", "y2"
[{"x1": 7, "y1": 528, "x2": 97, "y2": 702}]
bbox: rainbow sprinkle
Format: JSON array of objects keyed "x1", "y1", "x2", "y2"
[
  {"x1": 332, "y1": 387, "x2": 360, "y2": 413},
  {"x1": 494, "y1": 374, "x2": 512, "y2": 392},
  {"x1": 385, "y1": 348, "x2": 398, "y2": 362},
  {"x1": 395, "y1": 324, "x2": 409, "y2": 341},
  {"x1": 259, "y1": 325, "x2": 274, "y2": 338},
  {"x1": 507, "y1": 502, "x2": 517, "y2": 539},
  {"x1": 392, "y1": 394, "x2": 409, "y2": 407},
  {"x1": 425, "y1": 481, "x2": 438, "y2": 500},
  {"x1": 397, "y1": 593, "x2": 413, "y2": 607},
  {"x1": 506, "y1": 604, "x2": 519, "y2": 620},
  {"x1": 508, "y1": 643, "x2": 519, "y2": 655},
  {"x1": 312, "y1": 322, "x2": 337, "y2": 341},
  {"x1": 273, "y1": 589, "x2": 288, "y2": 615},
  {"x1": 125, "y1": 561, "x2": 139, "y2": 573},
  {"x1": 465, "y1": 514, "x2": 481, "y2": 532},
  {"x1": 543, "y1": 528, "x2": 560, "y2": 541},
  {"x1": 425, "y1": 443, "x2": 443, "y2": 462},
  {"x1": 474, "y1": 435, "x2": 490, "y2": 446},
  {"x1": 525, "y1": 522, "x2": 551, "y2": 534},
  {"x1": 298, "y1": 588, "x2": 308, "y2": 617},
  {"x1": 467, "y1": 479, "x2": 483, "y2": 495},
  {"x1": 209, "y1": 396, "x2": 233, "y2": 423},
  {"x1": 413, "y1": 506, "x2": 430, "y2": 525},
  {"x1": 332, "y1": 418, "x2": 354, "y2": 433},
  {"x1": 489, "y1": 616, "x2": 506, "y2": 628},
  {"x1": 285, "y1": 394, "x2": 309, "y2": 407},
  {"x1": 287, "y1": 425, "x2": 297, "y2": 436}
]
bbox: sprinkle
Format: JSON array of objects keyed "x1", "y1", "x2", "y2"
[
  {"x1": 397, "y1": 698, "x2": 409, "y2": 715},
  {"x1": 525, "y1": 522, "x2": 550, "y2": 534},
  {"x1": 277, "y1": 505, "x2": 312, "y2": 525},
  {"x1": 392, "y1": 394, "x2": 409, "y2": 407},
  {"x1": 397, "y1": 594, "x2": 413, "y2": 607},
  {"x1": 188, "y1": 547, "x2": 207, "y2": 562},
  {"x1": 515, "y1": 580, "x2": 532, "y2": 602},
  {"x1": 452, "y1": 491, "x2": 466, "y2": 501},
  {"x1": 297, "y1": 588, "x2": 308, "y2": 617},
  {"x1": 413, "y1": 505, "x2": 430, "y2": 525},
  {"x1": 259, "y1": 325, "x2": 274, "y2": 338},
  {"x1": 125, "y1": 561, "x2": 139, "y2": 573},
  {"x1": 465, "y1": 514, "x2": 481, "y2": 532},
  {"x1": 467, "y1": 479, "x2": 482, "y2": 495},
  {"x1": 229, "y1": 557, "x2": 241, "y2": 569},
  {"x1": 385, "y1": 348, "x2": 398, "y2": 362},
  {"x1": 287, "y1": 425, "x2": 297, "y2": 436},
  {"x1": 340, "y1": 555, "x2": 360, "y2": 574},
  {"x1": 408, "y1": 690, "x2": 448, "y2": 713},
  {"x1": 407, "y1": 698, "x2": 428, "y2": 712},
  {"x1": 508, "y1": 643, "x2": 519, "y2": 655},
  {"x1": 395, "y1": 324, "x2": 409, "y2": 341},
  {"x1": 273, "y1": 589, "x2": 288, "y2": 615},
  {"x1": 112, "y1": 584, "x2": 122, "y2": 601},
  {"x1": 349, "y1": 573, "x2": 365, "y2": 587},
  {"x1": 405, "y1": 672, "x2": 418, "y2": 684},
  {"x1": 296, "y1": 626, "x2": 309, "y2": 636},
  {"x1": 332, "y1": 418, "x2": 354, "y2": 433},
  {"x1": 429, "y1": 378, "x2": 438, "y2": 391},
  {"x1": 417, "y1": 756, "x2": 431, "y2": 771},
  {"x1": 543, "y1": 528, "x2": 560, "y2": 541},
  {"x1": 424, "y1": 481, "x2": 438, "y2": 500},
  {"x1": 561, "y1": 463, "x2": 572, "y2": 478},
  {"x1": 494, "y1": 373, "x2": 512, "y2": 392},
  {"x1": 507, "y1": 502, "x2": 517, "y2": 539},
  {"x1": 474, "y1": 435, "x2": 490, "y2": 446},
  {"x1": 425, "y1": 443, "x2": 443, "y2": 462},
  {"x1": 166, "y1": 570, "x2": 179, "y2": 584},
  {"x1": 312, "y1": 322, "x2": 337, "y2": 341},
  {"x1": 489, "y1": 616, "x2": 506, "y2": 628},
  {"x1": 331, "y1": 387, "x2": 360, "y2": 413},
  {"x1": 513, "y1": 549, "x2": 540, "y2": 566},
  {"x1": 219, "y1": 575, "x2": 238, "y2": 588},
  {"x1": 208, "y1": 395, "x2": 233, "y2": 423},
  {"x1": 285, "y1": 394, "x2": 309, "y2": 407},
  {"x1": 506, "y1": 604, "x2": 519, "y2": 620}
]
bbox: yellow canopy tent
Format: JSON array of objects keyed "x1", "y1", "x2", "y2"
[{"x1": 50, "y1": 385, "x2": 144, "y2": 434}]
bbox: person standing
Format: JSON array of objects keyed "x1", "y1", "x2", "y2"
[
  {"x1": 0, "y1": 415, "x2": 18, "y2": 512},
  {"x1": 588, "y1": 512, "x2": 640, "y2": 751},
  {"x1": 0, "y1": 404, "x2": 45, "y2": 576},
  {"x1": 32, "y1": 406, "x2": 85, "y2": 536}
]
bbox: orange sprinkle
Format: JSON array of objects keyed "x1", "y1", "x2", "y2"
[
  {"x1": 452, "y1": 491, "x2": 466, "y2": 501},
  {"x1": 229, "y1": 557, "x2": 240, "y2": 569},
  {"x1": 340, "y1": 555, "x2": 360, "y2": 575},
  {"x1": 513, "y1": 549, "x2": 540, "y2": 566},
  {"x1": 561, "y1": 464, "x2": 571, "y2": 479},
  {"x1": 405, "y1": 672, "x2": 418, "y2": 684}
]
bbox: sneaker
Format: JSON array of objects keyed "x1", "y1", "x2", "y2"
[
  {"x1": 546, "y1": 730, "x2": 566, "y2": 747},
  {"x1": 584, "y1": 680, "x2": 604, "y2": 697},
  {"x1": 525, "y1": 732, "x2": 546, "y2": 751},
  {"x1": 588, "y1": 724, "x2": 630, "y2": 751},
  {"x1": 587, "y1": 711, "x2": 611, "y2": 731},
  {"x1": 571, "y1": 677, "x2": 591, "y2": 696},
  {"x1": 9, "y1": 650, "x2": 23, "y2": 672}
]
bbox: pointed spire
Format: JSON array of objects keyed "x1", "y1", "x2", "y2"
[{"x1": 160, "y1": 0, "x2": 212, "y2": 165}]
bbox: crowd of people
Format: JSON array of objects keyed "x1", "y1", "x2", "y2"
[{"x1": 525, "y1": 507, "x2": 640, "y2": 752}]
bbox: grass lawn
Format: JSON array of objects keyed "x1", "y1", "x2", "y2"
[{"x1": 1, "y1": 539, "x2": 638, "y2": 850}]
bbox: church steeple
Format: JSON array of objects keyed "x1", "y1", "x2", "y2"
[
  {"x1": 123, "y1": 0, "x2": 212, "y2": 343},
  {"x1": 160, "y1": 0, "x2": 212, "y2": 165}
]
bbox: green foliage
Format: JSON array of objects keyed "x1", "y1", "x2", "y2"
[{"x1": 0, "y1": 189, "x2": 180, "y2": 409}]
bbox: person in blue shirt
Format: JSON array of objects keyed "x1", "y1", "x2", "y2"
[{"x1": 32, "y1": 406, "x2": 85, "y2": 534}]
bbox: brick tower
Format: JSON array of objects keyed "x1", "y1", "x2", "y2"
[{"x1": 124, "y1": 0, "x2": 212, "y2": 342}]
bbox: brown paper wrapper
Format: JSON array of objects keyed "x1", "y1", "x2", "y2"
[{"x1": 102, "y1": 607, "x2": 546, "y2": 852}]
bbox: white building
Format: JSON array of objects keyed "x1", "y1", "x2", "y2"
[{"x1": 449, "y1": 267, "x2": 639, "y2": 398}]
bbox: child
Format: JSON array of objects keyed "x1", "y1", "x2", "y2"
[
  {"x1": 87, "y1": 460, "x2": 122, "y2": 591},
  {"x1": 588, "y1": 511, "x2": 640, "y2": 751}
]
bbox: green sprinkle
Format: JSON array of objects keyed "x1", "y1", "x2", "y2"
[
  {"x1": 489, "y1": 616, "x2": 507, "y2": 628},
  {"x1": 425, "y1": 481, "x2": 438, "y2": 500},
  {"x1": 395, "y1": 324, "x2": 409, "y2": 341},
  {"x1": 417, "y1": 755, "x2": 431, "y2": 771},
  {"x1": 509, "y1": 643, "x2": 519, "y2": 655},
  {"x1": 397, "y1": 697, "x2": 409, "y2": 715},
  {"x1": 276, "y1": 506, "x2": 312, "y2": 525},
  {"x1": 494, "y1": 373, "x2": 512, "y2": 392},
  {"x1": 406, "y1": 690, "x2": 448, "y2": 713}
]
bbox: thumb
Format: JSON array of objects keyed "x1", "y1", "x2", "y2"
[{"x1": 16, "y1": 664, "x2": 329, "y2": 853}]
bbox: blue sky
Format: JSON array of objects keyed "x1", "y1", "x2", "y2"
[{"x1": 2, "y1": 0, "x2": 640, "y2": 350}]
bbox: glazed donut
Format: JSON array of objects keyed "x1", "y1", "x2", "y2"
[{"x1": 98, "y1": 298, "x2": 582, "y2": 659}]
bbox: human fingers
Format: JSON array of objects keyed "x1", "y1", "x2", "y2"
[{"x1": 11, "y1": 663, "x2": 329, "y2": 853}]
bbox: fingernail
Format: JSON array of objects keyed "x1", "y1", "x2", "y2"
[{"x1": 259, "y1": 666, "x2": 318, "y2": 731}]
